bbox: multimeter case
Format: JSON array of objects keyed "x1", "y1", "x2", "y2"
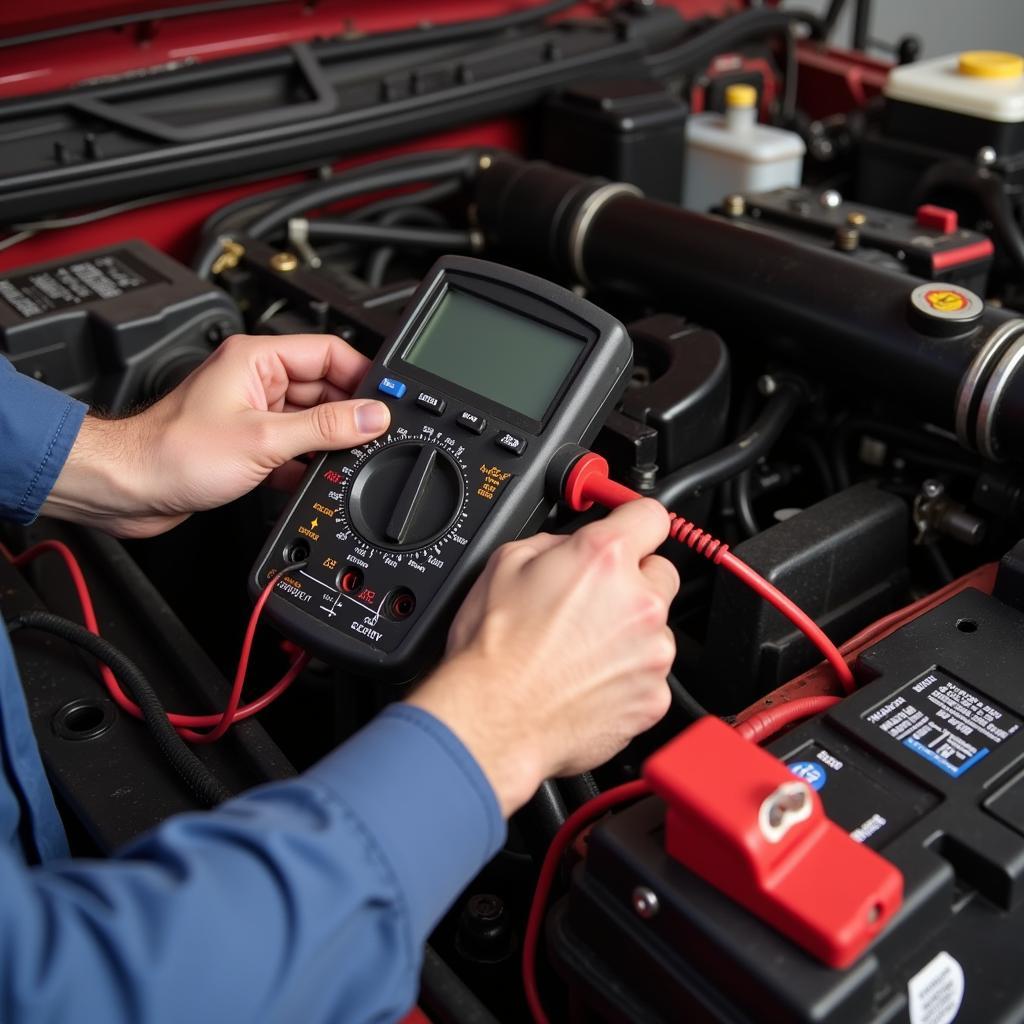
[{"x1": 249, "y1": 256, "x2": 633, "y2": 681}]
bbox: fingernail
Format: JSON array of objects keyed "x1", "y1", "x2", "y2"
[{"x1": 355, "y1": 401, "x2": 390, "y2": 434}]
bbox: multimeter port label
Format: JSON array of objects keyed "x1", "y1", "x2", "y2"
[{"x1": 865, "y1": 669, "x2": 1022, "y2": 778}]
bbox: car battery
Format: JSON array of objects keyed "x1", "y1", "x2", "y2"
[
  {"x1": 549, "y1": 550, "x2": 1024, "y2": 1023},
  {"x1": 0, "y1": 240, "x2": 242, "y2": 412}
]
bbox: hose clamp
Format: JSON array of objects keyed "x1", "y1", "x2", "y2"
[
  {"x1": 956, "y1": 318, "x2": 1024, "y2": 459},
  {"x1": 568, "y1": 182, "x2": 642, "y2": 287}
]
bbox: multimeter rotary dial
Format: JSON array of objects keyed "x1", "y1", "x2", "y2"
[{"x1": 347, "y1": 438, "x2": 466, "y2": 551}]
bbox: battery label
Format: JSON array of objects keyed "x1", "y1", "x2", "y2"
[
  {"x1": 865, "y1": 669, "x2": 1021, "y2": 779},
  {"x1": 0, "y1": 252, "x2": 164, "y2": 320}
]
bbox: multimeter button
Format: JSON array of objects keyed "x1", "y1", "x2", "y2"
[
  {"x1": 416, "y1": 391, "x2": 446, "y2": 415},
  {"x1": 377, "y1": 376, "x2": 407, "y2": 399},
  {"x1": 495, "y1": 431, "x2": 527, "y2": 456},
  {"x1": 457, "y1": 410, "x2": 486, "y2": 434}
]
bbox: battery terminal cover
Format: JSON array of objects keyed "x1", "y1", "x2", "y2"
[{"x1": 643, "y1": 716, "x2": 903, "y2": 969}]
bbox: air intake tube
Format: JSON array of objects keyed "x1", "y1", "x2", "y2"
[{"x1": 475, "y1": 157, "x2": 1024, "y2": 461}]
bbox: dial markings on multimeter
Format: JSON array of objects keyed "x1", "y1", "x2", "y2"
[{"x1": 250, "y1": 256, "x2": 633, "y2": 679}]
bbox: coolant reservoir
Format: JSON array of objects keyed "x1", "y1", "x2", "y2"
[{"x1": 683, "y1": 83, "x2": 805, "y2": 212}]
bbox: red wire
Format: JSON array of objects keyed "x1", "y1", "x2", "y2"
[
  {"x1": 564, "y1": 454, "x2": 856, "y2": 694},
  {"x1": 522, "y1": 695, "x2": 838, "y2": 1024},
  {"x1": 1, "y1": 539, "x2": 307, "y2": 741},
  {"x1": 522, "y1": 779, "x2": 651, "y2": 1024},
  {"x1": 734, "y1": 695, "x2": 843, "y2": 744}
]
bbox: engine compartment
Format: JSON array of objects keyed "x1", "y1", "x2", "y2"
[{"x1": 2, "y1": 2, "x2": 1024, "y2": 1021}]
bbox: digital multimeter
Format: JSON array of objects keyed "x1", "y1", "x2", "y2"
[{"x1": 250, "y1": 255, "x2": 632, "y2": 679}]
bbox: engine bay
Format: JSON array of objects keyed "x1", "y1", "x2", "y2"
[{"x1": 3, "y1": 2, "x2": 1024, "y2": 1021}]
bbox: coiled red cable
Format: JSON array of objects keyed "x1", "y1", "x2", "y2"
[{"x1": 1, "y1": 539, "x2": 308, "y2": 742}]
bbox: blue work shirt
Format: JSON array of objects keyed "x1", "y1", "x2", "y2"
[{"x1": 0, "y1": 357, "x2": 505, "y2": 1023}]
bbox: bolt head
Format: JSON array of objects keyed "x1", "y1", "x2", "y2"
[
  {"x1": 977, "y1": 146, "x2": 998, "y2": 167},
  {"x1": 270, "y1": 251, "x2": 299, "y2": 273},
  {"x1": 632, "y1": 886, "x2": 660, "y2": 919},
  {"x1": 922, "y1": 479, "x2": 944, "y2": 499},
  {"x1": 819, "y1": 189, "x2": 842, "y2": 209}
]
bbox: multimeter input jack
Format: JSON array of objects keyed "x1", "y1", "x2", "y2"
[
  {"x1": 386, "y1": 588, "x2": 416, "y2": 621},
  {"x1": 284, "y1": 539, "x2": 311, "y2": 564},
  {"x1": 338, "y1": 567, "x2": 364, "y2": 594}
]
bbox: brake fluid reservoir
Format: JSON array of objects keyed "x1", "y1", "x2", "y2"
[{"x1": 683, "y1": 84, "x2": 805, "y2": 212}]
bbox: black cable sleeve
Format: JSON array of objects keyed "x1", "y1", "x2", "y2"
[
  {"x1": 653, "y1": 381, "x2": 804, "y2": 510},
  {"x1": 667, "y1": 671, "x2": 709, "y2": 723},
  {"x1": 306, "y1": 221, "x2": 471, "y2": 250},
  {"x1": 7, "y1": 611, "x2": 232, "y2": 807},
  {"x1": 556, "y1": 771, "x2": 601, "y2": 811},
  {"x1": 645, "y1": 8, "x2": 824, "y2": 77}
]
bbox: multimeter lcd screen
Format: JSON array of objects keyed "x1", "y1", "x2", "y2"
[{"x1": 403, "y1": 289, "x2": 584, "y2": 420}]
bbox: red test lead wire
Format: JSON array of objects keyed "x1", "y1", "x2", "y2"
[
  {"x1": 563, "y1": 453, "x2": 856, "y2": 695},
  {"x1": 1, "y1": 539, "x2": 308, "y2": 742}
]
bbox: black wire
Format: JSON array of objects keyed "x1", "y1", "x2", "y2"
[
  {"x1": 364, "y1": 207, "x2": 451, "y2": 286},
  {"x1": 666, "y1": 671, "x2": 709, "y2": 723},
  {"x1": 653, "y1": 380, "x2": 804, "y2": 510},
  {"x1": 7, "y1": 611, "x2": 232, "y2": 808},
  {"x1": 734, "y1": 468, "x2": 761, "y2": 538},
  {"x1": 781, "y1": 24, "x2": 799, "y2": 126},
  {"x1": 830, "y1": 415, "x2": 981, "y2": 490},
  {"x1": 822, "y1": 0, "x2": 849, "y2": 39},
  {"x1": 645, "y1": 8, "x2": 824, "y2": 77}
]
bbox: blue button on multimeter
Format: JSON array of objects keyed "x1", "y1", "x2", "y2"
[{"x1": 378, "y1": 376, "x2": 407, "y2": 398}]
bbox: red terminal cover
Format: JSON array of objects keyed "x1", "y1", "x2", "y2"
[
  {"x1": 643, "y1": 717, "x2": 903, "y2": 969},
  {"x1": 916, "y1": 203, "x2": 959, "y2": 234}
]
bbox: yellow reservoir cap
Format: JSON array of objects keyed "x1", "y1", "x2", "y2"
[
  {"x1": 725, "y1": 83, "x2": 758, "y2": 108},
  {"x1": 958, "y1": 50, "x2": 1024, "y2": 79}
]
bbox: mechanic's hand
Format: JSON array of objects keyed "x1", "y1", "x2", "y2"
[
  {"x1": 406, "y1": 499, "x2": 679, "y2": 817},
  {"x1": 43, "y1": 334, "x2": 390, "y2": 538}
]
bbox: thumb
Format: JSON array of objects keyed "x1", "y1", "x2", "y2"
[{"x1": 265, "y1": 399, "x2": 391, "y2": 462}]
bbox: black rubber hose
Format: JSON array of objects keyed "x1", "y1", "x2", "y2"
[
  {"x1": 557, "y1": 771, "x2": 601, "y2": 811},
  {"x1": 420, "y1": 944, "x2": 502, "y2": 1024},
  {"x1": 306, "y1": 220, "x2": 472, "y2": 251},
  {"x1": 653, "y1": 380, "x2": 804, "y2": 510},
  {"x1": 645, "y1": 8, "x2": 824, "y2": 77},
  {"x1": 194, "y1": 150, "x2": 480, "y2": 277},
  {"x1": 7, "y1": 611, "x2": 232, "y2": 807},
  {"x1": 521, "y1": 779, "x2": 568, "y2": 849},
  {"x1": 667, "y1": 671, "x2": 709, "y2": 723},
  {"x1": 245, "y1": 150, "x2": 481, "y2": 243}
]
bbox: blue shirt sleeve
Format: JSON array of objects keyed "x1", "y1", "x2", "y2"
[
  {"x1": 0, "y1": 704, "x2": 506, "y2": 1024},
  {"x1": 0, "y1": 357, "x2": 87, "y2": 524}
]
